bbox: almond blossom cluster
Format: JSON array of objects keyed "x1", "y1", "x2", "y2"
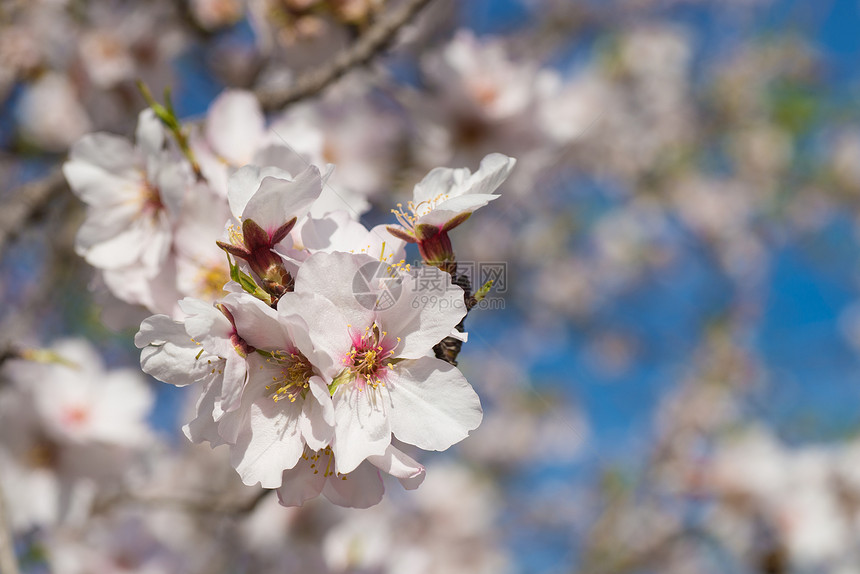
[
  {"x1": 61, "y1": 89, "x2": 515, "y2": 508},
  {"x1": 0, "y1": 339, "x2": 154, "y2": 531}
]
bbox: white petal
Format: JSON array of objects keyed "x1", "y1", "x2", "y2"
[
  {"x1": 413, "y1": 166, "x2": 459, "y2": 205},
  {"x1": 331, "y1": 385, "x2": 391, "y2": 474},
  {"x1": 182, "y1": 374, "x2": 226, "y2": 446},
  {"x1": 293, "y1": 251, "x2": 379, "y2": 328},
  {"x1": 135, "y1": 109, "x2": 166, "y2": 157},
  {"x1": 226, "y1": 164, "x2": 300, "y2": 221},
  {"x1": 417, "y1": 193, "x2": 499, "y2": 227},
  {"x1": 322, "y1": 460, "x2": 384, "y2": 509},
  {"x1": 136, "y1": 315, "x2": 212, "y2": 386},
  {"x1": 226, "y1": 293, "x2": 285, "y2": 351},
  {"x1": 377, "y1": 265, "x2": 465, "y2": 359},
  {"x1": 66, "y1": 132, "x2": 138, "y2": 182},
  {"x1": 387, "y1": 356, "x2": 482, "y2": 451},
  {"x1": 460, "y1": 153, "x2": 516, "y2": 196},
  {"x1": 300, "y1": 376, "x2": 335, "y2": 450},
  {"x1": 366, "y1": 445, "x2": 426, "y2": 490},
  {"x1": 276, "y1": 457, "x2": 326, "y2": 507},
  {"x1": 230, "y1": 377, "x2": 306, "y2": 488},
  {"x1": 243, "y1": 165, "x2": 322, "y2": 235}
]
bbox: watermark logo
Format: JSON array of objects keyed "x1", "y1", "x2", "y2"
[
  {"x1": 352, "y1": 261, "x2": 404, "y2": 310},
  {"x1": 353, "y1": 261, "x2": 508, "y2": 311}
]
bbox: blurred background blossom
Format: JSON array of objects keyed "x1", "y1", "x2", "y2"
[{"x1": 2, "y1": 0, "x2": 860, "y2": 572}]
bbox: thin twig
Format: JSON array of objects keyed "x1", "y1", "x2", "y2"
[
  {"x1": 0, "y1": 479, "x2": 20, "y2": 574},
  {"x1": 255, "y1": 0, "x2": 435, "y2": 111},
  {"x1": 0, "y1": 0, "x2": 433, "y2": 259},
  {"x1": 96, "y1": 487, "x2": 269, "y2": 517},
  {"x1": 0, "y1": 170, "x2": 67, "y2": 258}
]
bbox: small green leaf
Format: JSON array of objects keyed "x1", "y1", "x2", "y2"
[
  {"x1": 474, "y1": 279, "x2": 494, "y2": 302},
  {"x1": 225, "y1": 253, "x2": 272, "y2": 305},
  {"x1": 328, "y1": 369, "x2": 353, "y2": 395}
]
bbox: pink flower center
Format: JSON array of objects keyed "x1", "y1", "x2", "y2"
[
  {"x1": 343, "y1": 322, "x2": 399, "y2": 390},
  {"x1": 62, "y1": 405, "x2": 90, "y2": 427},
  {"x1": 140, "y1": 179, "x2": 165, "y2": 215}
]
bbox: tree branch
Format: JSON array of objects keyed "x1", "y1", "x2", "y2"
[
  {"x1": 255, "y1": 0, "x2": 435, "y2": 111},
  {"x1": 0, "y1": 170, "x2": 68, "y2": 258}
]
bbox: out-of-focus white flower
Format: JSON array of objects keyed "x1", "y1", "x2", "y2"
[
  {"x1": 63, "y1": 108, "x2": 190, "y2": 275},
  {"x1": 0, "y1": 338, "x2": 154, "y2": 530},
  {"x1": 270, "y1": 80, "x2": 404, "y2": 214},
  {"x1": 78, "y1": 29, "x2": 136, "y2": 89},
  {"x1": 190, "y1": 0, "x2": 243, "y2": 30},
  {"x1": 16, "y1": 73, "x2": 92, "y2": 151}
]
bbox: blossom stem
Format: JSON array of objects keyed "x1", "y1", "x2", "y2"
[
  {"x1": 432, "y1": 265, "x2": 476, "y2": 366},
  {"x1": 136, "y1": 81, "x2": 204, "y2": 180}
]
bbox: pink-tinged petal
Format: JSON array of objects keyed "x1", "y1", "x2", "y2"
[
  {"x1": 243, "y1": 166, "x2": 322, "y2": 235},
  {"x1": 322, "y1": 460, "x2": 384, "y2": 509},
  {"x1": 387, "y1": 356, "x2": 482, "y2": 451},
  {"x1": 331, "y1": 385, "x2": 391, "y2": 474},
  {"x1": 377, "y1": 267, "x2": 466, "y2": 360},
  {"x1": 300, "y1": 376, "x2": 335, "y2": 450},
  {"x1": 205, "y1": 90, "x2": 265, "y2": 166},
  {"x1": 276, "y1": 458, "x2": 326, "y2": 507},
  {"x1": 366, "y1": 445, "x2": 426, "y2": 490},
  {"x1": 278, "y1": 293, "x2": 352, "y2": 379},
  {"x1": 135, "y1": 315, "x2": 212, "y2": 386},
  {"x1": 230, "y1": 376, "x2": 306, "y2": 488}
]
